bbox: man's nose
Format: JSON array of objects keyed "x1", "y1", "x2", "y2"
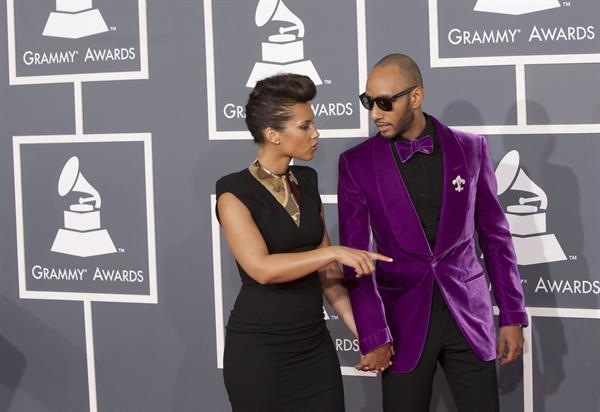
[{"x1": 371, "y1": 105, "x2": 383, "y2": 121}]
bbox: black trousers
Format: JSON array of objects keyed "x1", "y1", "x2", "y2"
[{"x1": 381, "y1": 283, "x2": 499, "y2": 412}]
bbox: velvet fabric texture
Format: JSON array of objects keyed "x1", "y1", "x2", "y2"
[{"x1": 337, "y1": 115, "x2": 528, "y2": 373}]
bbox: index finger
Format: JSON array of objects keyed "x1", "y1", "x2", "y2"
[{"x1": 368, "y1": 252, "x2": 393, "y2": 262}]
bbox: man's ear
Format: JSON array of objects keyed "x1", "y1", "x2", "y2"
[{"x1": 411, "y1": 86, "x2": 425, "y2": 109}]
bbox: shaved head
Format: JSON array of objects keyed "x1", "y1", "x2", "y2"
[
  {"x1": 374, "y1": 53, "x2": 423, "y2": 87},
  {"x1": 365, "y1": 53, "x2": 426, "y2": 139}
]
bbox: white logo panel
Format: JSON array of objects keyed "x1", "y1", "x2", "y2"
[
  {"x1": 13, "y1": 134, "x2": 157, "y2": 304},
  {"x1": 204, "y1": 0, "x2": 368, "y2": 140},
  {"x1": 7, "y1": 0, "x2": 149, "y2": 84},
  {"x1": 429, "y1": 0, "x2": 600, "y2": 67}
]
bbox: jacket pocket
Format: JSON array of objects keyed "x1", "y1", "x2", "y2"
[{"x1": 463, "y1": 272, "x2": 484, "y2": 284}]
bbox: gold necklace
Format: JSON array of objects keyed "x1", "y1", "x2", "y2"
[
  {"x1": 255, "y1": 160, "x2": 288, "y2": 193},
  {"x1": 249, "y1": 160, "x2": 301, "y2": 227}
]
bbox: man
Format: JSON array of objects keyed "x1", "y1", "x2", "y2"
[{"x1": 337, "y1": 53, "x2": 527, "y2": 411}]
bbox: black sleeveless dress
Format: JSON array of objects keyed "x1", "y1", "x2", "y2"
[{"x1": 216, "y1": 166, "x2": 344, "y2": 412}]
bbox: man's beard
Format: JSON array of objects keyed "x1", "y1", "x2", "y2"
[{"x1": 393, "y1": 109, "x2": 415, "y2": 138}]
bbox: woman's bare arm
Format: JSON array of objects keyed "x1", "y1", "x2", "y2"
[{"x1": 217, "y1": 192, "x2": 391, "y2": 285}]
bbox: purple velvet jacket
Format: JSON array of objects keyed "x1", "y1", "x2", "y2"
[{"x1": 337, "y1": 115, "x2": 528, "y2": 373}]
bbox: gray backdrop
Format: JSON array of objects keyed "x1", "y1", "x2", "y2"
[{"x1": 1, "y1": 1, "x2": 600, "y2": 411}]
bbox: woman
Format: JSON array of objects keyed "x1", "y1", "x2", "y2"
[{"x1": 216, "y1": 74, "x2": 392, "y2": 411}]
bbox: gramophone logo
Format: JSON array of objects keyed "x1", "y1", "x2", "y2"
[
  {"x1": 246, "y1": 0, "x2": 322, "y2": 87},
  {"x1": 473, "y1": 0, "x2": 561, "y2": 15},
  {"x1": 495, "y1": 150, "x2": 567, "y2": 265},
  {"x1": 51, "y1": 156, "x2": 117, "y2": 257},
  {"x1": 42, "y1": 0, "x2": 109, "y2": 39}
]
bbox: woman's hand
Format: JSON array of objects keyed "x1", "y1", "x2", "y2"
[
  {"x1": 330, "y1": 246, "x2": 393, "y2": 277},
  {"x1": 355, "y1": 343, "x2": 394, "y2": 374}
]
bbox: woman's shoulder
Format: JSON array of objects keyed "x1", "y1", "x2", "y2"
[
  {"x1": 290, "y1": 165, "x2": 317, "y2": 182},
  {"x1": 215, "y1": 169, "x2": 251, "y2": 196},
  {"x1": 290, "y1": 165, "x2": 319, "y2": 193}
]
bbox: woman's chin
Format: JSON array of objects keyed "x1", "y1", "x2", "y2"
[{"x1": 295, "y1": 153, "x2": 314, "y2": 162}]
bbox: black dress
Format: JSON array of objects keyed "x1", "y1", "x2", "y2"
[{"x1": 216, "y1": 166, "x2": 344, "y2": 412}]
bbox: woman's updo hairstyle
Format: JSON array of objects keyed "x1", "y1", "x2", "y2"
[{"x1": 245, "y1": 73, "x2": 316, "y2": 143}]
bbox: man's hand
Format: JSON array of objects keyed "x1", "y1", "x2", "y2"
[
  {"x1": 497, "y1": 325, "x2": 524, "y2": 366},
  {"x1": 355, "y1": 343, "x2": 394, "y2": 374}
]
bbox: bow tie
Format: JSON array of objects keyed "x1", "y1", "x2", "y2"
[{"x1": 395, "y1": 135, "x2": 434, "y2": 163}]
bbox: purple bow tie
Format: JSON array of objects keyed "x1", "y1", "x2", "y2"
[{"x1": 395, "y1": 135, "x2": 434, "y2": 163}]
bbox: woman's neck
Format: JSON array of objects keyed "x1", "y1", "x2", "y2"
[{"x1": 257, "y1": 147, "x2": 291, "y2": 175}]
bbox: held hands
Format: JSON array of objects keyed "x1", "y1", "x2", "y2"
[
  {"x1": 331, "y1": 246, "x2": 393, "y2": 277},
  {"x1": 354, "y1": 343, "x2": 394, "y2": 374},
  {"x1": 497, "y1": 325, "x2": 524, "y2": 365}
]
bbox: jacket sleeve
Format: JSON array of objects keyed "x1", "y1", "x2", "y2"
[
  {"x1": 474, "y1": 137, "x2": 529, "y2": 327},
  {"x1": 338, "y1": 153, "x2": 393, "y2": 353}
]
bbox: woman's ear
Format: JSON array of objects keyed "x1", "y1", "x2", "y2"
[{"x1": 264, "y1": 127, "x2": 281, "y2": 145}]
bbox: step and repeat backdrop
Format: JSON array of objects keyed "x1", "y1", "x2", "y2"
[{"x1": 1, "y1": 1, "x2": 599, "y2": 411}]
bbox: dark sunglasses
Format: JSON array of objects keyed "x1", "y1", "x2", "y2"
[{"x1": 359, "y1": 85, "x2": 417, "y2": 111}]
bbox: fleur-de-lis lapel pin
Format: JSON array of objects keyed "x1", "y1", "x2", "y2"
[{"x1": 452, "y1": 175, "x2": 466, "y2": 192}]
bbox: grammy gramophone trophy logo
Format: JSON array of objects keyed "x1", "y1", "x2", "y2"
[
  {"x1": 495, "y1": 150, "x2": 566, "y2": 265},
  {"x1": 246, "y1": 0, "x2": 322, "y2": 88},
  {"x1": 43, "y1": 0, "x2": 109, "y2": 39},
  {"x1": 473, "y1": 0, "x2": 561, "y2": 15},
  {"x1": 51, "y1": 156, "x2": 117, "y2": 257}
]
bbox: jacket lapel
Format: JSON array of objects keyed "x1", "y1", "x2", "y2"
[
  {"x1": 431, "y1": 116, "x2": 470, "y2": 258},
  {"x1": 372, "y1": 134, "x2": 431, "y2": 255}
]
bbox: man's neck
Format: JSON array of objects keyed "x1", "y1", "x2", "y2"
[{"x1": 400, "y1": 111, "x2": 427, "y2": 141}]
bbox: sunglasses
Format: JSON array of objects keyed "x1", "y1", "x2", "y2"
[{"x1": 359, "y1": 85, "x2": 417, "y2": 111}]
